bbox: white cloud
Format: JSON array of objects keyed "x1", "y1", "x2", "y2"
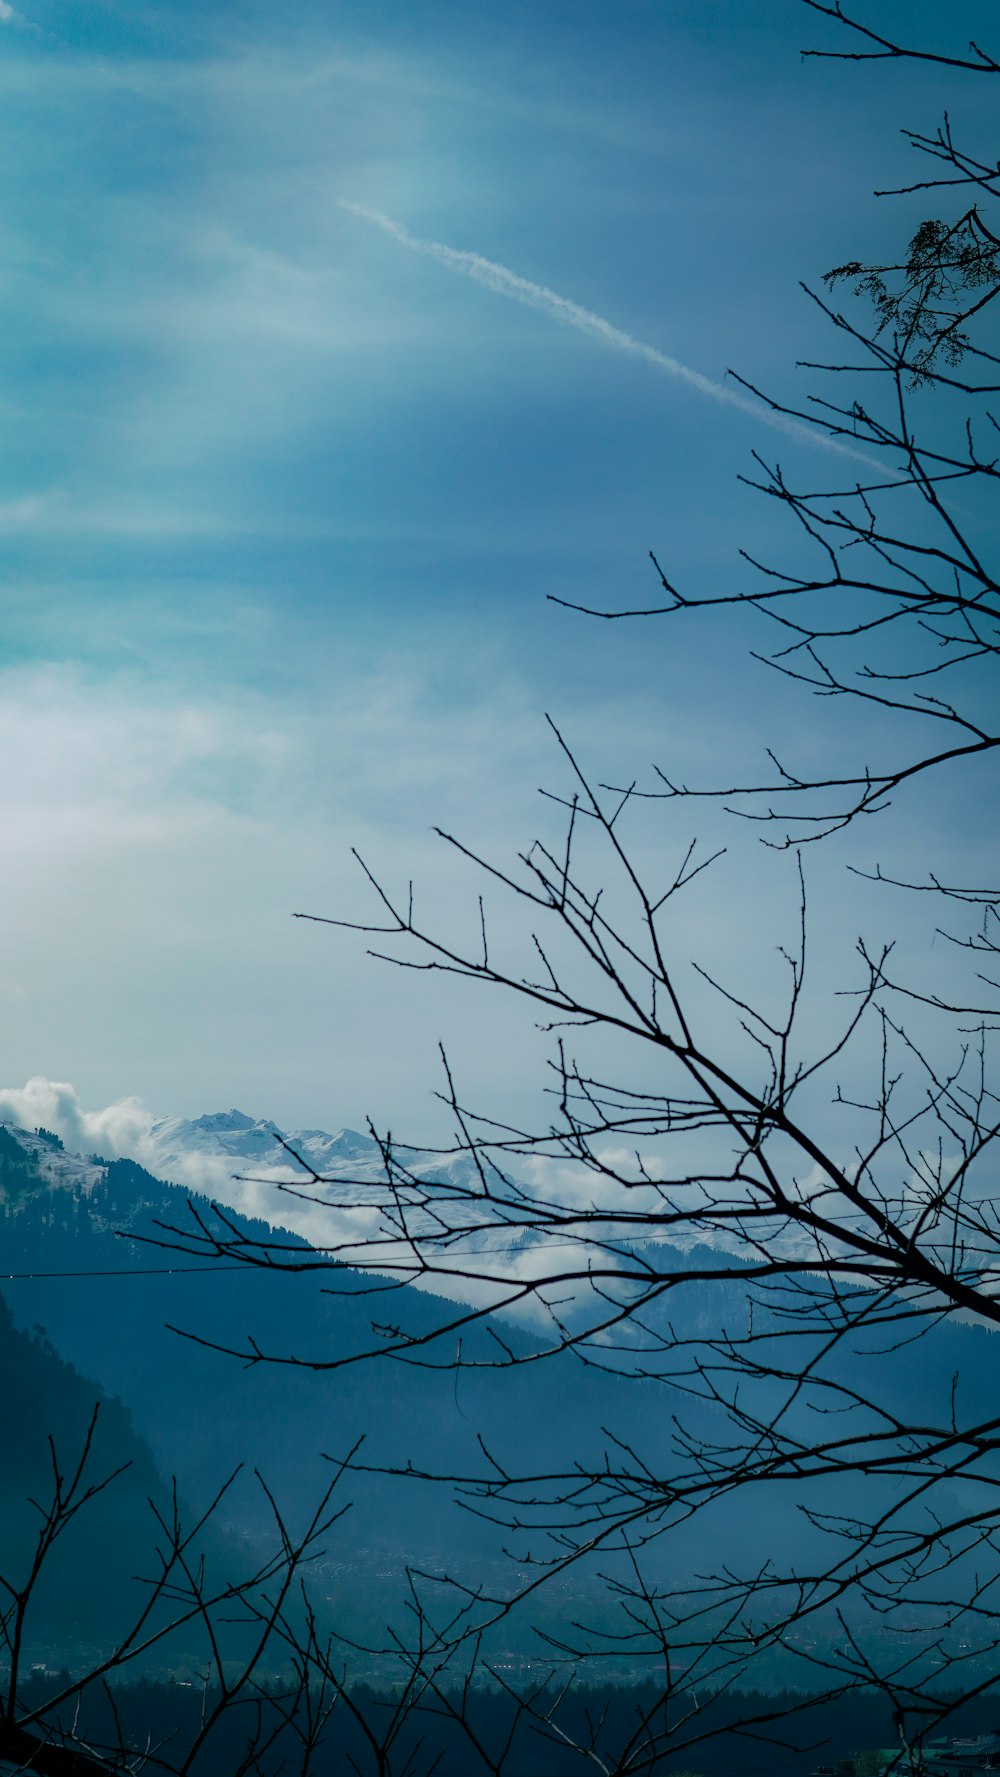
[
  {"x1": 0, "y1": 5, "x2": 16, "y2": 23},
  {"x1": 0, "y1": 644, "x2": 950, "y2": 1183},
  {"x1": 0, "y1": 1076, "x2": 152, "y2": 1157},
  {"x1": 0, "y1": 656, "x2": 576, "y2": 1136}
]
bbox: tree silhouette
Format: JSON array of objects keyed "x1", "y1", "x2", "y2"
[{"x1": 145, "y1": 6, "x2": 1000, "y2": 1773}]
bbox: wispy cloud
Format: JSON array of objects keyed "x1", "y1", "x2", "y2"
[{"x1": 340, "y1": 202, "x2": 871, "y2": 462}]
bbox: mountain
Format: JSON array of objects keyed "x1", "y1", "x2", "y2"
[
  {"x1": 3, "y1": 1115, "x2": 998, "y2": 1681},
  {"x1": 0, "y1": 1123, "x2": 709, "y2": 1663},
  {"x1": 144, "y1": 1107, "x2": 386, "y2": 1178},
  {"x1": 0, "y1": 1285, "x2": 211, "y2": 1670},
  {"x1": 121, "y1": 1107, "x2": 545, "y2": 1263},
  {"x1": 0, "y1": 1121, "x2": 104, "y2": 1198}
]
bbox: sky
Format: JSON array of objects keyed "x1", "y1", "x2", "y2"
[{"x1": 0, "y1": 0, "x2": 996, "y2": 1152}]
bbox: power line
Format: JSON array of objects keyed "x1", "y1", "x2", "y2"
[{"x1": 2, "y1": 1264, "x2": 254, "y2": 1280}]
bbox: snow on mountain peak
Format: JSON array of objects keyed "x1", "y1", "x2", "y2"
[
  {"x1": 136, "y1": 1111, "x2": 398, "y2": 1200},
  {"x1": 188, "y1": 1110, "x2": 257, "y2": 1134},
  {"x1": 0, "y1": 1123, "x2": 106, "y2": 1198}
]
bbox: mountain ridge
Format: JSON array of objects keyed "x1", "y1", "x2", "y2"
[{"x1": 2, "y1": 1116, "x2": 997, "y2": 1680}]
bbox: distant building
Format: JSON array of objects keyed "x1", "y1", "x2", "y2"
[
  {"x1": 809, "y1": 1738, "x2": 1000, "y2": 1777},
  {"x1": 924, "y1": 1735, "x2": 1000, "y2": 1775}
]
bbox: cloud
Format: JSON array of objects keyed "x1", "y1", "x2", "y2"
[
  {"x1": 0, "y1": 654, "x2": 577, "y2": 1140},
  {"x1": 0, "y1": 1076, "x2": 153, "y2": 1157},
  {"x1": 339, "y1": 202, "x2": 876, "y2": 465},
  {"x1": 0, "y1": 4, "x2": 16, "y2": 22},
  {"x1": 0, "y1": 1074, "x2": 295, "y2": 1209}
]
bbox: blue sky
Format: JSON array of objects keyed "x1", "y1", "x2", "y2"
[{"x1": 0, "y1": 0, "x2": 995, "y2": 1141}]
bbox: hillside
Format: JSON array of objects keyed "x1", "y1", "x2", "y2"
[
  {"x1": 0, "y1": 1287, "x2": 205, "y2": 1671},
  {"x1": 2, "y1": 1118, "x2": 998, "y2": 1682}
]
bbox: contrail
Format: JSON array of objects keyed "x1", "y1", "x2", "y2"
[{"x1": 339, "y1": 201, "x2": 876, "y2": 464}]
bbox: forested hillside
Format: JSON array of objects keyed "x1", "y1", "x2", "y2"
[{"x1": 3, "y1": 1120, "x2": 1000, "y2": 1685}]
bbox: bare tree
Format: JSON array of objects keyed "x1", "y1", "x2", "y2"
[
  {"x1": 0, "y1": 1410, "x2": 356, "y2": 1776},
  {"x1": 148, "y1": 6, "x2": 1000, "y2": 1772}
]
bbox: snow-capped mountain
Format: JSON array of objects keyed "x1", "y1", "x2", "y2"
[
  {"x1": 139, "y1": 1108, "x2": 543, "y2": 1261},
  {"x1": 144, "y1": 1108, "x2": 392, "y2": 1184},
  {"x1": 0, "y1": 1101, "x2": 543, "y2": 1271},
  {"x1": 0, "y1": 1123, "x2": 105, "y2": 1201}
]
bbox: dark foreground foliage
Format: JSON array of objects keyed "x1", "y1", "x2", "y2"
[{"x1": 10, "y1": 1677, "x2": 1000, "y2": 1777}]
